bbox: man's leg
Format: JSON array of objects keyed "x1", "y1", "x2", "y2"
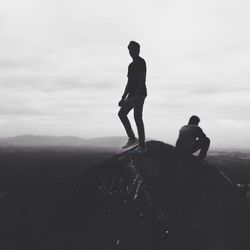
[
  {"x1": 198, "y1": 137, "x2": 210, "y2": 159},
  {"x1": 189, "y1": 137, "x2": 210, "y2": 159},
  {"x1": 118, "y1": 99, "x2": 135, "y2": 139},
  {"x1": 134, "y1": 96, "x2": 145, "y2": 147}
]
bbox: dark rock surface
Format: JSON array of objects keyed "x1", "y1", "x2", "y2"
[{"x1": 34, "y1": 141, "x2": 250, "y2": 250}]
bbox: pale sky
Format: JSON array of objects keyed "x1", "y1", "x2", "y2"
[{"x1": 0, "y1": 0, "x2": 250, "y2": 148}]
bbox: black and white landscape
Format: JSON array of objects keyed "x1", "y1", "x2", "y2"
[{"x1": 1, "y1": 0, "x2": 250, "y2": 249}]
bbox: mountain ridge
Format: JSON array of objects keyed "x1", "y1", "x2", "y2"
[
  {"x1": 0, "y1": 135, "x2": 127, "y2": 148},
  {"x1": 31, "y1": 140, "x2": 250, "y2": 250}
]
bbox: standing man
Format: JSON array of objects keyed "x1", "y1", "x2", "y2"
[
  {"x1": 176, "y1": 115, "x2": 210, "y2": 160},
  {"x1": 118, "y1": 41, "x2": 147, "y2": 150}
]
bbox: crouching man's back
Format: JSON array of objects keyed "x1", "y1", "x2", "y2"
[{"x1": 176, "y1": 115, "x2": 210, "y2": 160}]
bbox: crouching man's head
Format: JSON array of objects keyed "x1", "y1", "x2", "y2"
[{"x1": 188, "y1": 115, "x2": 200, "y2": 125}]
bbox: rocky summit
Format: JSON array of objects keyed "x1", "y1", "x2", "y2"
[{"x1": 34, "y1": 141, "x2": 250, "y2": 250}]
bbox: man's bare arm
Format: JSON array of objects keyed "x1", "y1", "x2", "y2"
[
  {"x1": 121, "y1": 79, "x2": 130, "y2": 99},
  {"x1": 197, "y1": 128, "x2": 207, "y2": 140},
  {"x1": 118, "y1": 80, "x2": 130, "y2": 106}
]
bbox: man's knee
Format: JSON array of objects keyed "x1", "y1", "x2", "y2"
[
  {"x1": 204, "y1": 137, "x2": 210, "y2": 146},
  {"x1": 201, "y1": 137, "x2": 210, "y2": 149},
  {"x1": 118, "y1": 109, "x2": 125, "y2": 119}
]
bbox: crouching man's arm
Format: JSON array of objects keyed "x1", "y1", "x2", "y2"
[{"x1": 197, "y1": 127, "x2": 210, "y2": 146}]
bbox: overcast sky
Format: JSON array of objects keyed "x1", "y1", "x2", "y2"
[{"x1": 1, "y1": 0, "x2": 250, "y2": 148}]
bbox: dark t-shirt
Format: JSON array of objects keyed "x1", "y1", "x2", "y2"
[{"x1": 127, "y1": 57, "x2": 147, "y2": 97}]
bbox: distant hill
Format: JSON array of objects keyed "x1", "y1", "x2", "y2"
[
  {"x1": 0, "y1": 135, "x2": 86, "y2": 146},
  {"x1": 85, "y1": 136, "x2": 127, "y2": 148},
  {"x1": 0, "y1": 135, "x2": 127, "y2": 148}
]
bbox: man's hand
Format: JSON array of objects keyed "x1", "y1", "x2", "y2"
[{"x1": 119, "y1": 97, "x2": 136, "y2": 107}]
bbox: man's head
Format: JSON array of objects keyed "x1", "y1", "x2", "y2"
[
  {"x1": 128, "y1": 41, "x2": 140, "y2": 58},
  {"x1": 188, "y1": 115, "x2": 200, "y2": 125}
]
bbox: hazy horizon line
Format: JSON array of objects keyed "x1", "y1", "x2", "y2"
[{"x1": 0, "y1": 133, "x2": 249, "y2": 151}]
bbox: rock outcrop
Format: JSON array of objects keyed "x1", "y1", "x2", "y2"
[{"x1": 35, "y1": 141, "x2": 250, "y2": 250}]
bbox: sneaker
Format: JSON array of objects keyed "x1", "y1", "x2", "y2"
[{"x1": 122, "y1": 138, "x2": 139, "y2": 149}]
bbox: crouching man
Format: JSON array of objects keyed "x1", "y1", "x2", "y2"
[{"x1": 175, "y1": 115, "x2": 210, "y2": 160}]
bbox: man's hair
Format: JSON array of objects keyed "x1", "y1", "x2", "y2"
[
  {"x1": 188, "y1": 115, "x2": 200, "y2": 125},
  {"x1": 128, "y1": 41, "x2": 140, "y2": 50}
]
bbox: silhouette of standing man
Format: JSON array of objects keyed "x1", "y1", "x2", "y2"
[{"x1": 118, "y1": 41, "x2": 147, "y2": 150}]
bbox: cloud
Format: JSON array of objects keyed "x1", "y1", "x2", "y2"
[{"x1": 0, "y1": 0, "x2": 249, "y2": 148}]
